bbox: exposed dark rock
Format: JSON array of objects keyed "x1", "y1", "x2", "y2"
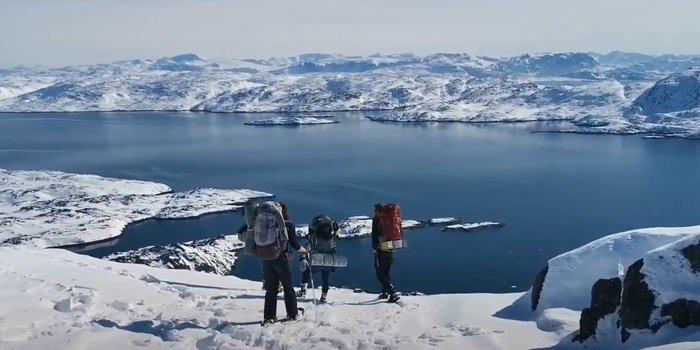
[
  {"x1": 680, "y1": 242, "x2": 700, "y2": 272},
  {"x1": 531, "y1": 265, "x2": 549, "y2": 311},
  {"x1": 619, "y1": 259, "x2": 655, "y2": 333},
  {"x1": 617, "y1": 240, "x2": 700, "y2": 342},
  {"x1": 572, "y1": 277, "x2": 622, "y2": 342},
  {"x1": 660, "y1": 299, "x2": 700, "y2": 328}
]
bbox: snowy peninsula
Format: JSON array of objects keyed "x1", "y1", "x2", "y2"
[{"x1": 0, "y1": 168, "x2": 271, "y2": 248}]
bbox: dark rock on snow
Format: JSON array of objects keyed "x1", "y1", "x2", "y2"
[
  {"x1": 530, "y1": 265, "x2": 548, "y2": 312},
  {"x1": 563, "y1": 237, "x2": 700, "y2": 344},
  {"x1": 572, "y1": 277, "x2": 622, "y2": 342}
]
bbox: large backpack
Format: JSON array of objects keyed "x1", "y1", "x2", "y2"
[
  {"x1": 252, "y1": 201, "x2": 289, "y2": 260},
  {"x1": 309, "y1": 215, "x2": 337, "y2": 254},
  {"x1": 376, "y1": 203, "x2": 405, "y2": 251}
]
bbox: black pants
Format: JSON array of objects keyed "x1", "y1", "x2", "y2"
[
  {"x1": 262, "y1": 258, "x2": 298, "y2": 320},
  {"x1": 302, "y1": 267, "x2": 331, "y2": 294},
  {"x1": 374, "y1": 250, "x2": 395, "y2": 294}
]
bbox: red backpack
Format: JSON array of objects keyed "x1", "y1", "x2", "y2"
[{"x1": 377, "y1": 203, "x2": 402, "y2": 242}]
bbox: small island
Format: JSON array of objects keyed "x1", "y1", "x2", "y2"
[{"x1": 243, "y1": 116, "x2": 339, "y2": 126}]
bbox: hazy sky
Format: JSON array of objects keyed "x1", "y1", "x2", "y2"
[{"x1": 1, "y1": 0, "x2": 699, "y2": 67}]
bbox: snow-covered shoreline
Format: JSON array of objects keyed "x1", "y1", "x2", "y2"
[
  {"x1": 0, "y1": 167, "x2": 504, "y2": 266},
  {"x1": 0, "y1": 168, "x2": 272, "y2": 248},
  {"x1": 103, "y1": 216, "x2": 503, "y2": 274}
]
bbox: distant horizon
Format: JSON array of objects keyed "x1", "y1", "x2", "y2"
[{"x1": 4, "y1": 50, "x2": 700, "y2": 69}]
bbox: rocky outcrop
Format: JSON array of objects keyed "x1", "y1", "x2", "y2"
[
  {"x1": 530, "y1": 265, "x2": 548, "y2": 311},
  {"x1": 105, "y1": 234, "x2": 241, "y2": 275},
  {"x1": 572, "y1": 277, "x2": 622, "y2": 342},
  {"x1": 567, "y1": 236, "x2": 700, "y2": 344},
  {"x1": 618, "y1": 259, "x2": 655, "y2": 334}
]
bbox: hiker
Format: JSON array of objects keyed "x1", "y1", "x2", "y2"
[
  {"x1": 371, "y1": 203, "x2": 403, "y2": 303},
  {"x1": 297, "y1": 214, "x2": 341, "y2": 303},
  {"x1": 248, "y1": 201, "x2": 309, "y2": 325},
  {"x1": 237, "y1": 216, "x2": 281, "y2": 293}
]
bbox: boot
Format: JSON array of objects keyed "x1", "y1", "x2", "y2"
[
  {"x1": 261, "y1": 317, "x2": 276, "y2": 326},
  {"x1": 296, "y1": 283, "x2": 308, "y2": 297},
  {"x1": 319, "y1": 292, "x2": 327, "y2": 303},
  {"x1": 378, "y1": 291, "x2": 389, "y2": 299},
  {"x1": 388, "y1": 292, "x2": 400, "y2": 303}
]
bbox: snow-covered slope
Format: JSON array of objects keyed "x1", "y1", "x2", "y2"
[
  {"x1": 2, "y1": 227, "x2": 700, "y2": 349},
  {"x1": 505, "y1": 225, "x2": 700, "y2": 349},
  {"x1": 0, "y1": 168, "x2": 271, "y2": 248},
  {"x1": 548, "y1": 67, "x2": 700, "y2": 137}
]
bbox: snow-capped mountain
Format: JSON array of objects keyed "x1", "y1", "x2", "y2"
[{"x1": 3, "y1": 51, "x2": 700, "y2": 137}]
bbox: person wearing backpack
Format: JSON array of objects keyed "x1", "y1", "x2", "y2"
[
  {"x1": 297, "y1": 214, "x2": 341, "y2": 303},
  {"x1": 237, "y1": 217, "x2": 282, "y2": 293},
  {"x1": 371, "y1": 203, "x2": 403, "y2": 303},
  {"x1": 249, "y1": 201, "x2": 309, "y2": 325}
]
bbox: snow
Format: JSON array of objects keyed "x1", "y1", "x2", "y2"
[
  {"x1": 105, "y1": 235, "x2": 242, "y2": 275},
  {"x1": 0, "y1": 246, "x2": 565, "y2": 350},
  {"x1": 3, "y1": 52, "x2": 700, "y2": 138},
  {"x1": 444, "y1": 222, "x2": 505, "y2": 232},
  {"x1": 243, "y1": 116, "x2": 338, "y2": 126},
  {"x1": 531, "y1": 225, "x2": 700, "y2": 312},
  {"x1": 641, "y1": 230, "x2": 700, "y2": 307},
  {"x1": 3, "y1": 229, "x2": 700, "y2": 349},
  {"x1": 1, "y1": 169, "x2": 699, "y2": 348},
  {"x1": 0, "y1": 168, "x2": 272, "y2": 248}
]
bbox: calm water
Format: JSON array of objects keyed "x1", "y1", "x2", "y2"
[{"x1": 2, "y1": 112, "x2": 700, "y2": 295}]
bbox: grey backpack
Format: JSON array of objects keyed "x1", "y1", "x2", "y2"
[{"x1": 252, "y1": 201, "x2": 289, "y2": 260}]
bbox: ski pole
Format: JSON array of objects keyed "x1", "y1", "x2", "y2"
[{"x1": 305, "y1": 255, "x2": 319, "y2": 323}]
